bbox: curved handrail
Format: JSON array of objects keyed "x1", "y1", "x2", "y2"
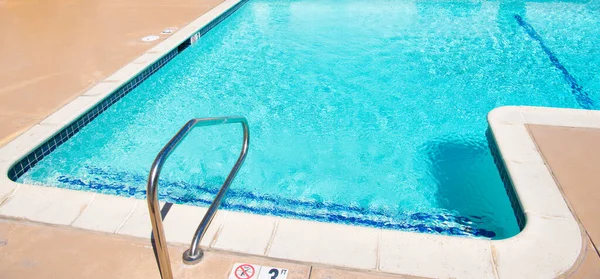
[{"x1": 147, "y1": 117, "x2": 249, "y2": 279}]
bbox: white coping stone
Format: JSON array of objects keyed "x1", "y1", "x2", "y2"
[
  {"x1": 162, "y1": 203, "x2": 226, "y2": 247},
  {"x1": 488, "y1": 121, "x2": 544, "y2": 164},
  {"x1": 82, "y1": 80, "x2": 123, "y2": 97},
  {"x1": 492, "y1": 213, "x2": 582, "y2": 279},
  {"x1": 0, "y1": 183, "x2": 17, "y2": 206},
  {"x1": 486, "y1": 106, "x2": 585, "y2": 277},
  {"x1": 379, "y1": 230, "x2": 495, "y2": 279},
  {"x1": 520, "y1": 106, "x2": 600, "y2": 128},
  {"x1": 0, "y1": 124, "x2": 61, "y2": 164},
  {"x1": 72, "y1": 193, "x2": 138, "y2": 233},
  {"x1": 268, "y1": 218, "x2": 378, "y2": 270},
  {"x1": 0, "y1": 185, "x2": 93, "y2": 225},
  {"x1": 117, "y1": 200, "x2": 163, "y2": 238},
  {"x1": 487, "y1": 106, "x2": 524, "y2": 124},
  {"x1": 132, "y1": 52, "x2": 161, "y2": 64},
  {"x1": 212, "y1": 211, "x2": 277, "y2": 255},
  {"x1": 504, "y1": 160, "x2": 573, "y2": 219},
  {"x1": 40, "y1": 96, "x2": 99, "y2": 126},
  {"x1": 591, "y1": 110, "x2": 600, "y2": 124},
  {"x1": 104, "y1": 62, "x2": 148, "y2": 85}
]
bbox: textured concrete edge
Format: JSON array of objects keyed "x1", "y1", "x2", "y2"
[{"x1": 487, "y1": 106, "x2": 600, "y2": 278}]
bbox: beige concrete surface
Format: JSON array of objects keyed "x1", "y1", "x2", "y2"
[
  {"x1": 0, "y1": 0, "x2": 224, "y2": 146},
  {"x1": 0, "y1": 218, "x2": 415, "y2": 278},
  {"x1": 309, "y1": 267, "x2": 417, "y2": 279},
  {"x1": 2, "y1": 0, "x2": 600, "y2": 277},
  {"x1": 528, "y1": 124, "x2": 600, "y2": 278},
  {"x1": 568, "y1": 236, "x2": 600, "y2": 279}
]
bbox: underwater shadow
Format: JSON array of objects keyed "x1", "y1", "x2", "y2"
[{"x1": 420, "y1": 134, "x2": 520, "y2": 239}]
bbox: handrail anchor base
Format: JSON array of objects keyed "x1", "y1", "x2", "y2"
[{"x1": 182, "y1": 248, "x2": 204, "y2": 265}]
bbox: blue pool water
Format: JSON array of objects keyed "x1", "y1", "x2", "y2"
[{"x1": 17, "y1": 0, "x2": 600, "y2": 239}]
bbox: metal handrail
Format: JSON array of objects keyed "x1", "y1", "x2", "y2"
[{"x1": 147, "y1": 117, "x2": 249, "y2": 279}]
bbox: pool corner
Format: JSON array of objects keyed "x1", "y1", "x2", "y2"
[{"x1": 486, "y1": 105, "x2": 599, "y2": 278}]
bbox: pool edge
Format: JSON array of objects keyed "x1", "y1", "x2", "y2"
[
  {"x1": 0, "y1": 0, "x2": 593, "y2": 275},
  {"x1": 486, "y1": 106, "x2": 598, "y2": 278},
  {"x1": 1, "y1": 109, "x2": 590, "y2": 278},
  {"x1": 3, "y1": 0, "x2": 250, "y2": 182}
]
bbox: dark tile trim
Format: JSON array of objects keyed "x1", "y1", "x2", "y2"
[
  {"x1": 486, "y1": 128, "x2": 527, "y2": 230},
  {"x1": 8, "y1": 0, "x2": 250, "y2": 181}
]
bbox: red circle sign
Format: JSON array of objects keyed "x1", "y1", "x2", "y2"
[{"x1": 235, "y1": 264, "x2": 255, "y2": 279}]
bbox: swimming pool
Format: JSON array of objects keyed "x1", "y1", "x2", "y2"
[{"x1": 10, "y1": 0, "x2": 600, "y2": 240}]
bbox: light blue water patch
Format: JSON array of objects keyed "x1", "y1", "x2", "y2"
[
  {"x1": 525, "y1": 2, "x2": 600, "y2": 105},
  {"x1": 18, "y1": 0, "x2": 600, "y2": 239}
]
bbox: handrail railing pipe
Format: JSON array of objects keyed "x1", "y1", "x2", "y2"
[{"x1": 147, "y1": 117, "x2": 249, "y2": 279}]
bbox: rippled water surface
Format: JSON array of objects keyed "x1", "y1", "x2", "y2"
[{"x1": 19, "y1": 0, "x2": 600, "y2": 239}]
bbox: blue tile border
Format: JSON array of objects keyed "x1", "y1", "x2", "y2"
[
  {"x1": 50, "y1": 165, "x2": 497, "y2": 238},
  {"x1": 486, "y1": 128, "x2": 526, "y2": 230},
  {"x1": 7, "y1": 0, "x2": 250, "y2": 182}
]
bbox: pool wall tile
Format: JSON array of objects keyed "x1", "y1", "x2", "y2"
[
  {"x1": 0, "y1": 185, "x2": 94, "y2": 225},
  {"x1": 378, "y1": 230, "x2": 495, "y2": 279},
  {"x1": 40, "y1": 96, "x2": 99, "y2": 126},
  {"x1": 4, "y1": 47, "x2": 176, "y2": 182},
  {"x1": 267, "y1": 218, "x2": 378, "y2": 270},
  {"x1": 212, "y1": 211, "x2": 277, "y2": 255},
  {"x1": 487, "y1": 128, "x2": 527, "y2": 230},
  {"x1": 0, "y1": 125, "x2": 60, "y2": 164},
  {"x1": 6, "y1": 0, "x2": 250, "y2": 183},
  {"x1": 131, "y1": 52, "x2": 162, "y2": 65}
]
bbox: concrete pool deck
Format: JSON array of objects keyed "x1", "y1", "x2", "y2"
[
  {"x1": 527, "y1": 124, "x2": 600, "y2": 278},
  {"x1": 1, "y1": 0, "x2": 600, "y2": 278},
  {"x1": 0, "y1": 218, "x2": 412, "y2": 279},
  {"x1": 0, "y1": 0, "x2": 224, "y2": 146}
]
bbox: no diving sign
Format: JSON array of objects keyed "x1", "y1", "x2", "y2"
[
  {"x1": 233, "y1": 264, "x2": 257, "y2": 279},
  {"x1": 229, "y1": 263, "x2": 289, "y2": 279}
]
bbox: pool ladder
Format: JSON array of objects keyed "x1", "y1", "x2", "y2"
[{"x1": 146, "y1": 117, "x2": 249, "y2": 279}]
